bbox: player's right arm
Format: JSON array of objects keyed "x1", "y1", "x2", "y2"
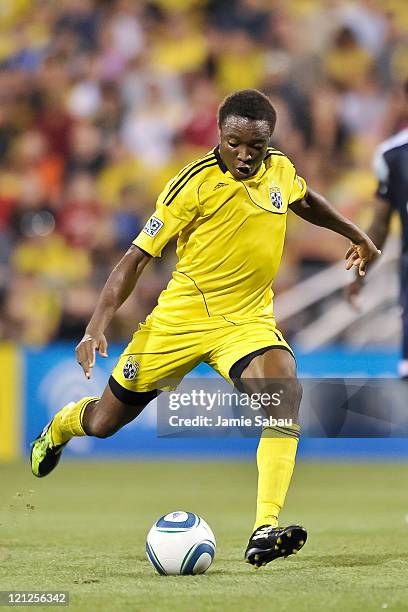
[
  {"x1": 76, "y1": 161, "x2": 201, "y2": 378},
  {"x1": 76, "y1": 245, "x2": 152, "y2": 379}
]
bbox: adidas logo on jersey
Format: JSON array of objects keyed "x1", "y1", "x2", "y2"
[{"x1": 213, "y1": 182, "x2": 228, "y2": 191}]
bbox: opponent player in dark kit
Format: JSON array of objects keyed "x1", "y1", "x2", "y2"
[
  {"x1": 31, "y1": 89, "x2": 380, "y2": 567},
  {"x1": 347, "y1": 80, "x2": 408, "y2": 379}
]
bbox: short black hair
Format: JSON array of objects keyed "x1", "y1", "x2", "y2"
[{"x1": 218, "y1": 89, "x2": 277, "y2": 133}]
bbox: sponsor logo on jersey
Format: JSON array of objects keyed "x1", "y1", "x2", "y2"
[
  {"x1": 143, "y1": 216, "x2": 163, "y2": 237},
  {"x1": 123, "y1": 356, "x2": 139, "y2": 380},
  {"x1": 269, "y1": 186, "x2": 283, "y2": 209}
]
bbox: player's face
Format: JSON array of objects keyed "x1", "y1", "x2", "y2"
[{"x1": 219, "y1": 116, "x2": 271, "y2": 180}]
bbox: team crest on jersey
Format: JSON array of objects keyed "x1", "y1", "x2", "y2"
[
  {"x1": 143, "y1": 216, "x2": 163, "y2": 237},
  {"x1": 269, "y1": 186, "x2": 283, "y2": 209},
  {"x1": 123, "y1": 356, "x2": 139, "y2": 380}
]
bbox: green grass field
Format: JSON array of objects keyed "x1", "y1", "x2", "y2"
[{"x1": 1, "y1": 461, "x2": 408, "y2": 611}]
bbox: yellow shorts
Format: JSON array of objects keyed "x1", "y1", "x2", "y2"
[{"x1": 110, "y1": 315, "x2": 293, "y2": 395}]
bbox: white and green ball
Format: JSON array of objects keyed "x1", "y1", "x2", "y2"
[{"x1": 146, "y1": 511, "x2": 216, "y2": 575}]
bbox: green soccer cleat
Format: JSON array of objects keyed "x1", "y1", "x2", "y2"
[
  {"x1": 245, "y1": 524, "x2": 307, "y2": 568},
  {"x1": 30, "y1": 420, "x2": 68, "y2": 478}
]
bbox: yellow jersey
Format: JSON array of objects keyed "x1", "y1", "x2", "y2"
[{"x1": 133, "y1": 146, "x2": 307, "y2": 325}]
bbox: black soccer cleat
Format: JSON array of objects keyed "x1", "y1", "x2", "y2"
[
  {"x1": 30, "y1": 421, "x2": 68, "y2": 478},
  {"x1": 245, "y1": 524, "x2": 307, "y2": 568}
]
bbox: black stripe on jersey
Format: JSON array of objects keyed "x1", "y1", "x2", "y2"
[
  {"x1": 172, "y1": 151, "x2": 215, "y2": 182},
  {"x1": 213, "y1": 145, "x2": 228, "y2": 173},
  {"x1": 163, "y1": 153, "x2": 216, "y2": 205},
  {"x1": 165, "y1": 161, "x2": 218, "y2": 207},
  {"x1": 179, "y1": 271, "x2": 211, "y2": 317},
  {"x1": 264, "y1": 148, "x2": 286, "y2": 162}
]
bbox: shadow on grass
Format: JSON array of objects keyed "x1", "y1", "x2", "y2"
[
  {"x1": 303, "y1": 552, "x2": 408, "y2": 568},
  {"x1": 206, "y1": 551, "x2": 408, "y2": 575}
]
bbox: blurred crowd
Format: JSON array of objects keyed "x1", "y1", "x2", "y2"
[{"x1": 0, "y1": 0, "x2": 407, "y2": 345}]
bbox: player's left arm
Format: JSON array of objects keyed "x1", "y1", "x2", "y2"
[{"x1": 289, "y1": 188, "x2": 381, "y2": 276}]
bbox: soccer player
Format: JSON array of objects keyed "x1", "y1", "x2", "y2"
[
  {"x1": 31, "y1": 89, "x2": 380, "y2": 567},
  {"x1": 347, "y1": 80, "x2": 408, "y2": 378}
]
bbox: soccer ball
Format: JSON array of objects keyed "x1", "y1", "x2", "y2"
[{"x1": 146, "y1": 511, "x2": 216, "y2": 575}]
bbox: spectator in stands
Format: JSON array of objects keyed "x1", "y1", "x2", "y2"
[{"x1": 0, "y1": 0, "x2": 406, "y2": 345}]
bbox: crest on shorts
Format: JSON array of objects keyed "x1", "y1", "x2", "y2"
[
  {"x1": 123, "y1": 356, "x2": 139, "y2": 380},
  {"x1": 269, "y1": 186, "x2": 283, "y2": 209}
]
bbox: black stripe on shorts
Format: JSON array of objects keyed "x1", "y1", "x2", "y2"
[
  {"x1": 109, "y1": 375, "x2": 159, "y2": 406},
  {"x1": 229, "y1": 345, "x2": 294, "y2": 384}
]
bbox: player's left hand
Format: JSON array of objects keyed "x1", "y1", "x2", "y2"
[{"x1": 344, "y1": 238, "x2": 381, "y2": 277}]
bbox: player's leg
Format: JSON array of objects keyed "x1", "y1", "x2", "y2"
[
  {"x1": 31, "y1": 321, "x2": 203, "y2": 477},
  {"x1": 31, "y1": 383, "x2": 157, "y2": 478},
  {"x1": 239, "y1": 348, "x2": 302, "y2": 527},
  {"x1": 50, "y1": 382, "x2": 158, "y2": 442},
  {"x1": 231, "y1": 346, "x2": 306, "y2": 567},
  {"x1": 207, "y1": 320, "x2": 306, "y2": 566}
]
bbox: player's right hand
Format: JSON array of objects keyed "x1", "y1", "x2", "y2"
[{"x1": 75, "y1": 332, "x2": 108, "y2": 379}]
